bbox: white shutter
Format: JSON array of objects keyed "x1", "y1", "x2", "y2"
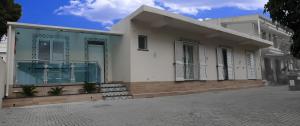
[
  {"x1": 216, "y1": 47, "x2": 224, "y2": 80},
  {"x1": 226, "y1": 48, "x2": 234, "y2": 80},
  {"x1": 193, "y1": 43, "x2": 199, "y2": 80},
  {"x1": 175, "y1": 41, "x2": 184, "y2": 81},
  {"x1": 199, "y1": 45, "x2": 207, "y2": 80},
  {"x1": 246, "y1": 51, "x2": 256, "y2": 79}
]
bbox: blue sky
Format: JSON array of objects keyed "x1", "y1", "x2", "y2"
[{"x1": 15, "y1": 0, "x2": 269, "y2": 31}]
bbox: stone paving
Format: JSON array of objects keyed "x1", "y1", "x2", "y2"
[{"x1": 1, "y1": 86, "x2": 300, "y2": 126}]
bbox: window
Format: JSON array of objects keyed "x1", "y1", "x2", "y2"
[
  {"x1": 261, "y1": 31, "x2": 266, "y2": 40},
  {"x1": 268, "y1": 33, "x2": 272, "y2": 41},
  {"x1": 138, "y1": 35, "x2": 148, "y2": 50},
  {"x1": 37, "y1": 39, "x2": 65, "y2": 62},
  {"x1": 273, "y1": 34, "x2": 278, "y2": 48}
]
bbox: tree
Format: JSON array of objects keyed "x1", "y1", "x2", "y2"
[
  {"x1": 264, "y1": 0, "x2": 300, "y2": 58},
  {"x1": 0, "y1": 0, "x2": 21, "y2": 37}
]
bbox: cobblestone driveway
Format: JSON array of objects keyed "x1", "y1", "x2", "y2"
[{"x1": 1, "y1": 86, "x2": 300, "y2": 126}]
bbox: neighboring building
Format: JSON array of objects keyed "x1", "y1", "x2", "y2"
[
  {"x1": 4, "y1": 6, "x2": 271, "y2": 99},
  {"x1": 0, "y1": 35, "x2": 7, "y2": 62},
  {"x1": 204, "y1": 15, "x2": 295, "y2": 85}
]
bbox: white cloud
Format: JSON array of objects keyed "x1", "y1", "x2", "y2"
[
  {"x1": 55, "y1": 0, "x2": 161, "y2": 25},
  {"x1": 157, "y1": 0, "x2": 268, "y2": 15},
  {"x1": 55, "y1": 0, "x2": 268, "y2": 26},
  {"x1": 198, "y1": 18, "x2": 212, "y2": 21}
]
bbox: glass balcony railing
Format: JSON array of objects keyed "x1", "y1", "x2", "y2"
[{"x1": 15, "y1": 60, "x2": 101, "y2": 86}]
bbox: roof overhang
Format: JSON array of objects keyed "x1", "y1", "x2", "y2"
[
  {"x1": 7, "y1": 22, "x2": 123, "y2": 36},
  {"x1": 129, "y1": 6, "x2": 272, "y2": 48}
]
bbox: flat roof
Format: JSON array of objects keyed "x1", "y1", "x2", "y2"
[
  {"x1": 126, "y1": 5, "x2": 272, "y2": 48},
  {"x1": 7, "y1": 22, "x2": 123, "y2": 36}
]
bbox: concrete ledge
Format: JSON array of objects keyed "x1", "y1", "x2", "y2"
[
  {"x1": 2, "y1": 93, "x2": 103, "y2": 108},
  {"x1": 130, "y1": 80, "x2": 264, "y2": 98}
]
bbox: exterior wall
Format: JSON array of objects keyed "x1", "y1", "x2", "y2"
[
  {"x1": 225, "y1": 23, "x2": 258, "y2": 37},
  {"x1": 128, "y1": 22, "x2": 262, "y2": 82},
  {"x1": 111, "y1": 18, "x2": 132, "y2": 82},
  {"x1": 130, "y1": 80, "x2": 264, "y2": 98},
  {"x1": 0, "y1": 36, "x2": 6, "y2": 62},
  {"x1": 0, "y1": 59, "x2": 6, "y2": 108}
]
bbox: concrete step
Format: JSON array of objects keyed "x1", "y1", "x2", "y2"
[
  {"x1": 101, "y1": 84, "x2": 125, "y2": 88},
  {"x1": 101, "y1": 83, "x2": 132, "y2": 100},
  {"x1": 101, "y1": 87, "x2": 127, "y2": 92},
  {"x1": 104, "y1": 96, "x2": 133, "y2": 100},
  {"x1": 102, "y1": 91, "x2": 129, "y2": 97}
]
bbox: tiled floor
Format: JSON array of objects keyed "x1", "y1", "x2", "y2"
[{"x1": 1, "y1": 86, "x2": 300, "y2": 126}]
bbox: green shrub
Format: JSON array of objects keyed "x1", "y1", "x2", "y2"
[
  {"x1": 48, "y1": 86, "x2": 64, "y2": 96},
  {"x1": 21, "y1": 85, "x2": 38, "y2": 97},
  {"x1": 83, "y1": 83, "x2": 96, "y2": 93}
]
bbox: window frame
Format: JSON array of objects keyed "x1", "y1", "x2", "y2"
[
  {"x1": 138, "y1": 35, "x2": 148, "y2": 51},
  {"x1": 36, "y1": 37, "x2": 66, "y2": 63}
]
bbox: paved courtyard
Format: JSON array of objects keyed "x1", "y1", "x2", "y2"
[{"x1": 1, "y1": 86, "x2": 300, "y2": 126}]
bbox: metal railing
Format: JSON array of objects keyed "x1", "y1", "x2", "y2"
[{"x1": 15, "y1": 60, "x2": 101, "y2": 86}]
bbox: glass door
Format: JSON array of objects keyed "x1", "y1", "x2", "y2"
[{"x1": 88, "y1": 42, "x2": 105, "y2": 83}]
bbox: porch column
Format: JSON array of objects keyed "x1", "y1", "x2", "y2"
[
  {"x1": 257, "y1": 18, "x2": 261, "y2": 38},
  {"x1": 6, "y1": 25, "x2": 15, "y2": 96}
]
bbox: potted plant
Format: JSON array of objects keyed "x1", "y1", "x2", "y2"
[
  {"x1": 83, "y1": 82, "x2": 96, "y2": 93},
  {"x1": 21, "y1": 85, "x2": 38, "y2": 97},
  {"x1": 48, "y1": 86, "x2": 64, "y2": 96}
]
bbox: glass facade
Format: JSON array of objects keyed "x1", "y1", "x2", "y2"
[{"x1": 14, "y1": 27, "x2": 120, "y2": 85}]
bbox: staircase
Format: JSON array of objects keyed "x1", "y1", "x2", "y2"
[{"x1": 100, "y1": 84, "x2": 132, "y2": 100}]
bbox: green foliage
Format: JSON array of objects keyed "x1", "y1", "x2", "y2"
[
  {"x1": 21, "y1": 85, "x2": 38, "y2": 97},
  {"x1": 0, "y1": 0, "x2": 22, "y2": 37},
  {"x1": 264, "y1": 0, "x2": 300, "y2": 58},
  {"x1": 83, "y1": 83, "x2": 97, "y2": 93},
  {"x1": 48, "y1": 86, "x2": 64, "y2": 96}
]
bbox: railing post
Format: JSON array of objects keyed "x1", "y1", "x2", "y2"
[
  {"x1": 43, "y1": 63, "x2": 48, "y2": 84},
  {"x1": 70, "y1": 63, "x2": 75, "y2": 82}
]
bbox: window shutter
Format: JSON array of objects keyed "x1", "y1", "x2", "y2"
[
  {"x1": 216, "y1": 47, "x2": 224, "y2": 80},
  {"x1": 193, "y1": 43, "x2": 199, "y2": 80},
  {"x1": 246, "y1": 51, "x2": 256, "y2": 79},
  {"x1": 226, "y1": 48, "x2": 234, "y2": 80},
  {"x1": 175, "y1": 41, "x2": 184, "y2": 81},
  {"x1": 199, "y1": 45, "x2": 207, "y2": 80}
]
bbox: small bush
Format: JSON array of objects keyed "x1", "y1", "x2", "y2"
[
  {"x1": 83, "y1": 83, "x2": 96, "y2": 93},
  {"x1": 48, "y1": 86, "x2": 64, "y2": 96},
  {"x1": 21, "y1": 85, "x2": 38, "y2": 97}
]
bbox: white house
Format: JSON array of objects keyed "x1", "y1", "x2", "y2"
[
  {"x1": 204, "y1": 15, "x2": 295, "y2": 85},
  {"x1": 3, "y1": 6, "x2": 272, "y2": 101},
  {"x1": 0, "y1": 35, "x2": 7, "y2": 62}
]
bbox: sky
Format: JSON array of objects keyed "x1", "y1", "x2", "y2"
[{"x1": 15, "y1": 0, "x2": 269, "y2": 31}]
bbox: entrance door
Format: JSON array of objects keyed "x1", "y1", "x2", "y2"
[
  {"x1": 246, "y1": 51, "x2": 256, "y2": 79},
  {"x1": 222, "y1": 48, "x2": 229, "y2": 80},
  {"x1": 217, "y1": 47, "x2": 234, "y2": 80},
  {"x1": 183, "y1": 44, "x2": 194, "y2": 80},
  {"x1": 88, "y1": 43, "x2": 105, "y2": 83}
]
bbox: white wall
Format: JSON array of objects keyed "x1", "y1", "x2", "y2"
[
  {"x1": 111, "y1": 18, "x2": 132, "y2": 82},
  {"x1": 128, "y1": 22, "x2": 262, "y2": 82},
  {"x1": 0, "y1": 59, "x2": 6, "y2": 108},
  {"x1": 226, "y1": 23, "x2": 258, "y2": 37}
]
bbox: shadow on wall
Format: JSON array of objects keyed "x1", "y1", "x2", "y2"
[{"x1": 0, "y1": 59, "x2": 6, "y2": 108}]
